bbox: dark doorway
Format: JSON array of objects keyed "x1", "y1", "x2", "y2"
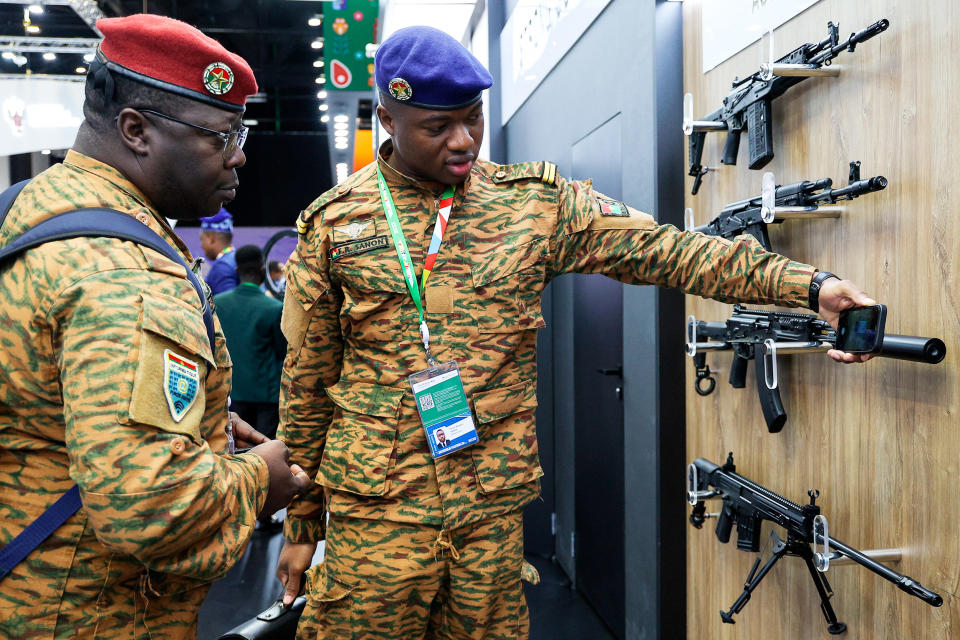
[{"x1": 570, "y1": 113, "x2": 625, "y2": 638}]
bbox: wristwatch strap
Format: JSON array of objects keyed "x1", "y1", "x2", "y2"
[{"x1": 808, "y1": 271, "x2": 838, "y2": 313}]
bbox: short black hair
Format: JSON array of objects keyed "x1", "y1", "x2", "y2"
[
  {"x1": 82, "y1": 69, "x2": 198, "y2": 133},
  {"x1": 235, "y1": 244, "x2": 265, "y2": 282}
]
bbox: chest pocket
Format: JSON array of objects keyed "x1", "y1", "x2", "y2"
[
  {"x1": 470, "y1": 237, "x2": 547, "y2": 333},
  {"x1": 333, "y1": 251, "x2": 417, "y2": 344},
  {"x1": 126, "y1": 292, "x2": 215, "y2": 442}
]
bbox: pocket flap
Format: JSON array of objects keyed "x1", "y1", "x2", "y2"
[
  {"x1": 471, "y1": 238, "x2": 547, "y2": 288},
  {"x1": 325, "y1": 379, "x2": 405, "y2": 418},
  {"x1": 471, "y1": 379, "x2": 537, "y2": 424},
  {"x1": 140, "y1": 292, "x2": 214, "y2": 365}
]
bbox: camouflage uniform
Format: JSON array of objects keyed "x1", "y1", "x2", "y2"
[
  {"x1": 280, "y1": 141, "x2": 816, "y2": 638},
  {"x1": 0, "y1": 151, "x2": 269, "y2": 639}
]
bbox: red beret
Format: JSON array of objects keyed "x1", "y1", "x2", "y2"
[{"x1": 96, "y1": 14, "x2": 257, "y2": 112}]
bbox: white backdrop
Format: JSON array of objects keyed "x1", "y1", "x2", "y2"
[
  {"x1": 701, "y1": 0, "x2": 823, "y2": 72},
  {"x1": 1, "y1": 78, "x2": 84, "y2": 156}
]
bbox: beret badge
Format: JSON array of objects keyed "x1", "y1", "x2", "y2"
[
  {"x1": 388, "y1": 77, "x2": 412, "y2": 101},
  {"x1": 203, "y1": 62, "x2": 235, "y2": 96}
]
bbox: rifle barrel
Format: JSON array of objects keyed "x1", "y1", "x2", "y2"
[{"x1": 826, "y1": 536, "x2": 943, "y2": 607}]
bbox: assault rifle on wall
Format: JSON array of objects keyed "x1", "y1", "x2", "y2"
[
  {"x1": 683, "y1": 18, "x2": 889, "y2": 194},
  {"x1": 685, "y1": 306, "x2": 946, "y2": 432},
  {"x1": 685, "y1": 162, "x2": 887, "y2": 252},
  {"x1": 687, "y1": 454, "x2": 943, "y2": 633}
]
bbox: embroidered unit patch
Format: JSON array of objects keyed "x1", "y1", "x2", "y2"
[
  {"x1": 388, "y1": 77, "x2": 413, "y2": 101},
  {"x1": 332, "y1": 218, "x2": 377, "y2": 245},
  {"x1": 597, "y1": 196, "x2": 630, "y2": 217},
  {"x1": 329, "y1": 235, "x2": 389, "y2": 261},
  {"x1": 163, "y1": 349, "x2": 200, "y2": 423}
]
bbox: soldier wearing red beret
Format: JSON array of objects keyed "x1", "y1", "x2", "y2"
[{"x1": 0, "y1": 14, "x2": 309, "y2": 639}]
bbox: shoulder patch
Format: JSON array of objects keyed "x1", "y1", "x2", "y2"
[{"x1": 297, "y1": 184, "x2": 354, "y2": 234}]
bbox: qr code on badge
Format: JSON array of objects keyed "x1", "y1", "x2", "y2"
[{"x1": 419, "y1": 394, "x2": 435, "y2": 411}]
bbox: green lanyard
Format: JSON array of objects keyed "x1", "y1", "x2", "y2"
[{"x1": 376, "y1": 166, "x2": 454, "y2": 366}]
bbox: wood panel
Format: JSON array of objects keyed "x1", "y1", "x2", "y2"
[{"x1": 683, "y1": 1, "x2": 959, "y2": 638}]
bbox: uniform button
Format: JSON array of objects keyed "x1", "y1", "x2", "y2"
[
  {"x1": 136, "y1": 212, "x2": 151, "y2": 224},
  {"x1": 338, "y1": 186, "x2": 348, "y2": 194},
  {"x1": 495, "y1": 170, "x2": 507, "y2": 179},
  {"x1": 170, "y1": 437, "x2": 185, "y2": 454}
]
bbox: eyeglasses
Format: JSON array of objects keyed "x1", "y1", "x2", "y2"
[{"x1": 133, "y1": 108, "x2": 248, "y2": 158}]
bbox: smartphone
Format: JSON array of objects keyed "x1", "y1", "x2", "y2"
[{"x1": 835, "y1": 304, "x2": 886, "y2": 353}]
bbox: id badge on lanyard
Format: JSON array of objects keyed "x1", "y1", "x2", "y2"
[
  {"x1": 377, "y1": 167, "x2": 479, "y2": 458},
  {"x1": 410, "y1": 362, "x2": 478, "y2": 458}
]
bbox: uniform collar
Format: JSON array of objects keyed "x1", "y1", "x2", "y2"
[
  {"x1": 376, "y1": 139, "x2": 473, "y2": 199},
  {"x1": 62, "y1": 150, "x2": 193, "y2": 260}
]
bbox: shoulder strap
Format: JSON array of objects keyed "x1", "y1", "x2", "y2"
[
  {"x1": 0, "y1": 208, "x2": 215, "y2": 348},
  {"x1": 0, "y1": 485, "x2": 81, "y2": 581},
  {"x1": 0, "y1": 179, "x2": 30, "y2": 229}
]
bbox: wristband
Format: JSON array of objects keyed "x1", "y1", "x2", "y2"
[{"x1": 808, "y1": 271, "x2": 838, "y2": 313}]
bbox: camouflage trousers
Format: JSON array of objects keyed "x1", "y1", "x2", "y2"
[{"x1": 296, "y1": 511, "x2": 529, "y2": 639}]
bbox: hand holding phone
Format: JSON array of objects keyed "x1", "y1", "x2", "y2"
[{"x1": 834, "y1": 304, "x2": 887, "y2": 353}]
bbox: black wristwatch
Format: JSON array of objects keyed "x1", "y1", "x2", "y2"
[{"x1": 808, "y1": 271, "x2": 838, "y2": 313}]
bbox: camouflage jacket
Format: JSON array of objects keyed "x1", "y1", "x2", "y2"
[
  {"x1": 279, "y1": 142, "x2": 816, "y2": 543},
  {"x1": 0, "y1": 151, "x2": 269, "y2": 640}
]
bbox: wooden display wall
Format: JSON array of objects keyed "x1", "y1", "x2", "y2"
[{"x1": 683, "y1": 0, "x2": 958, "y2": 638}]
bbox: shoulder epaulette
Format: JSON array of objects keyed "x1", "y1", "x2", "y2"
[
  {"x1": 490, "y1": 161, "x2": 558, "y2": 186},
  {"x1": 296, "y1": 164, "x2": 376, "y2": 234}
]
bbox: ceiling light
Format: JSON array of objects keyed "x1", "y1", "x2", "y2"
[
  {"x1": 335, "y1": 142, "x2": 348, "y2": 150},
  {"x1": 333, "y1": 122, "x2": 348, "y2": 130},
  {"x1": 334, "y1": 114, "x2": 349, "y2": 123},
  {"x1": 313, "y1": 60, "x2": 325, "y2": 68},
  {"x1": 1, "y1": 52, "x2": 14, "y2": 60},
  {"x1": 316, "y1": 90, "x2": 327, "y2": 99},
  {"x1": 41, "y1": 149, "x2": 51, "y2": 155},
  {"x1": 308, "y1": 16, "x2": 321, "y2": 27},
  {"x1": 43, "y1": 52, "x2": 56, "y2": 61},
  {"x1": 75, "y1": 66, "x2": 86, "y2": 73},
  {"x1": 310, "y1": 39, "x2": 324, "y2": 49},
  {"x1": 26, "y1": 24, "x2": 40, "y2": 33},
  {"x1": 242, "y1": 119, "x2": 259, "y2": 126},
  {"x1": 83, "y1": 52, "x2": 95, "y2": 62},
  {"x1": 315, "y1": 76, "x2": 326, "y2": 84},
  {"x1": 28, "y1": 4, "x2": 43, "y2": 13},
  {"x1": 318, "y1": 104, "x2": 328, "y2": 112},
  {"x1": 320, "y1": 114, "x2": 330, "y2": 123}
]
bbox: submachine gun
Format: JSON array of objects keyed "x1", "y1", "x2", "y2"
[
  {"x1": 684, "y1": 18, "x2": 889, "y2": 194},
  {"x1": 685, "y1": 306, "x2": 946, "y2": 432},
  {"x1": 687, "y1": 454, "x2": 943, "y2": 633},
  {"x1": 685, "y1": 162, "x2": 887, "y2": 252}
]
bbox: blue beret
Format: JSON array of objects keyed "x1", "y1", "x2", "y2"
[
  {"x1": 375, "y1": 26, "x2": 492, "y2": 110},
  {"x1": 200, "y1": 208, "x2": 233, "y2": 232}
]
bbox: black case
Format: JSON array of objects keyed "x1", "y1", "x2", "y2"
[{"x1": 217, "y1": 596, "x2": 306, "y2": 640}]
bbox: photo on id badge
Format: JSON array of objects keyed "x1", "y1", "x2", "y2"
[{"x1": 409, "y1": 361, "x2": 478, "y2": 458}]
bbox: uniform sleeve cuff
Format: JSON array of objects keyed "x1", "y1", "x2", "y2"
[
  {"x1": 776, "y1": 262, "x2": 817, "y2": 307},
  {"x1": 283, "y1": 514, "x2": 326, "y2": 543}
]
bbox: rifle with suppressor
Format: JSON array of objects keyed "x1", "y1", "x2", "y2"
[
  {"x1": 687, "y1": 162, "x2": 887, "y2": 251},
  {"x1": 688, "y1": 454, "x2": 943, "y2": 633},
  {"x1": 684, "y1": 18, "x2": 889, "y2": 194},
  {"x1": 685, "y1": 306, "x2": 946, "y2": 432}
]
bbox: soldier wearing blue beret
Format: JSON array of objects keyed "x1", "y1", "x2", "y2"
[{"x1": 277, "y1": 24, "x2": 876, "y2": 640}]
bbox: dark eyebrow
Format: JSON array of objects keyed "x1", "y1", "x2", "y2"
[{"x1": 420, "y1": 114, "x2": 452, "y2": 125}]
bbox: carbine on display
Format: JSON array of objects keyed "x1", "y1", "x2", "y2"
[
  {"x1": 687, "y1": 454, "x2": 943, "y2": 633},
  {"x1": 685, "y1": 306, "x2": 946, "y2": 432},
  {"x1": 684, "y1": 18, "x2": 889, "y2": 194},
  {"x1": 687, "y1": 162, "x2": 887, "y2": 251}
]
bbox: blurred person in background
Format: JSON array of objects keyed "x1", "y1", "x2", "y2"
[
  {"x1": 215, "y1": 245, "x2": 286, "y2": 440},
  {"x1": 200, "y1": 207, "x2": 238, "y2": 294}
]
